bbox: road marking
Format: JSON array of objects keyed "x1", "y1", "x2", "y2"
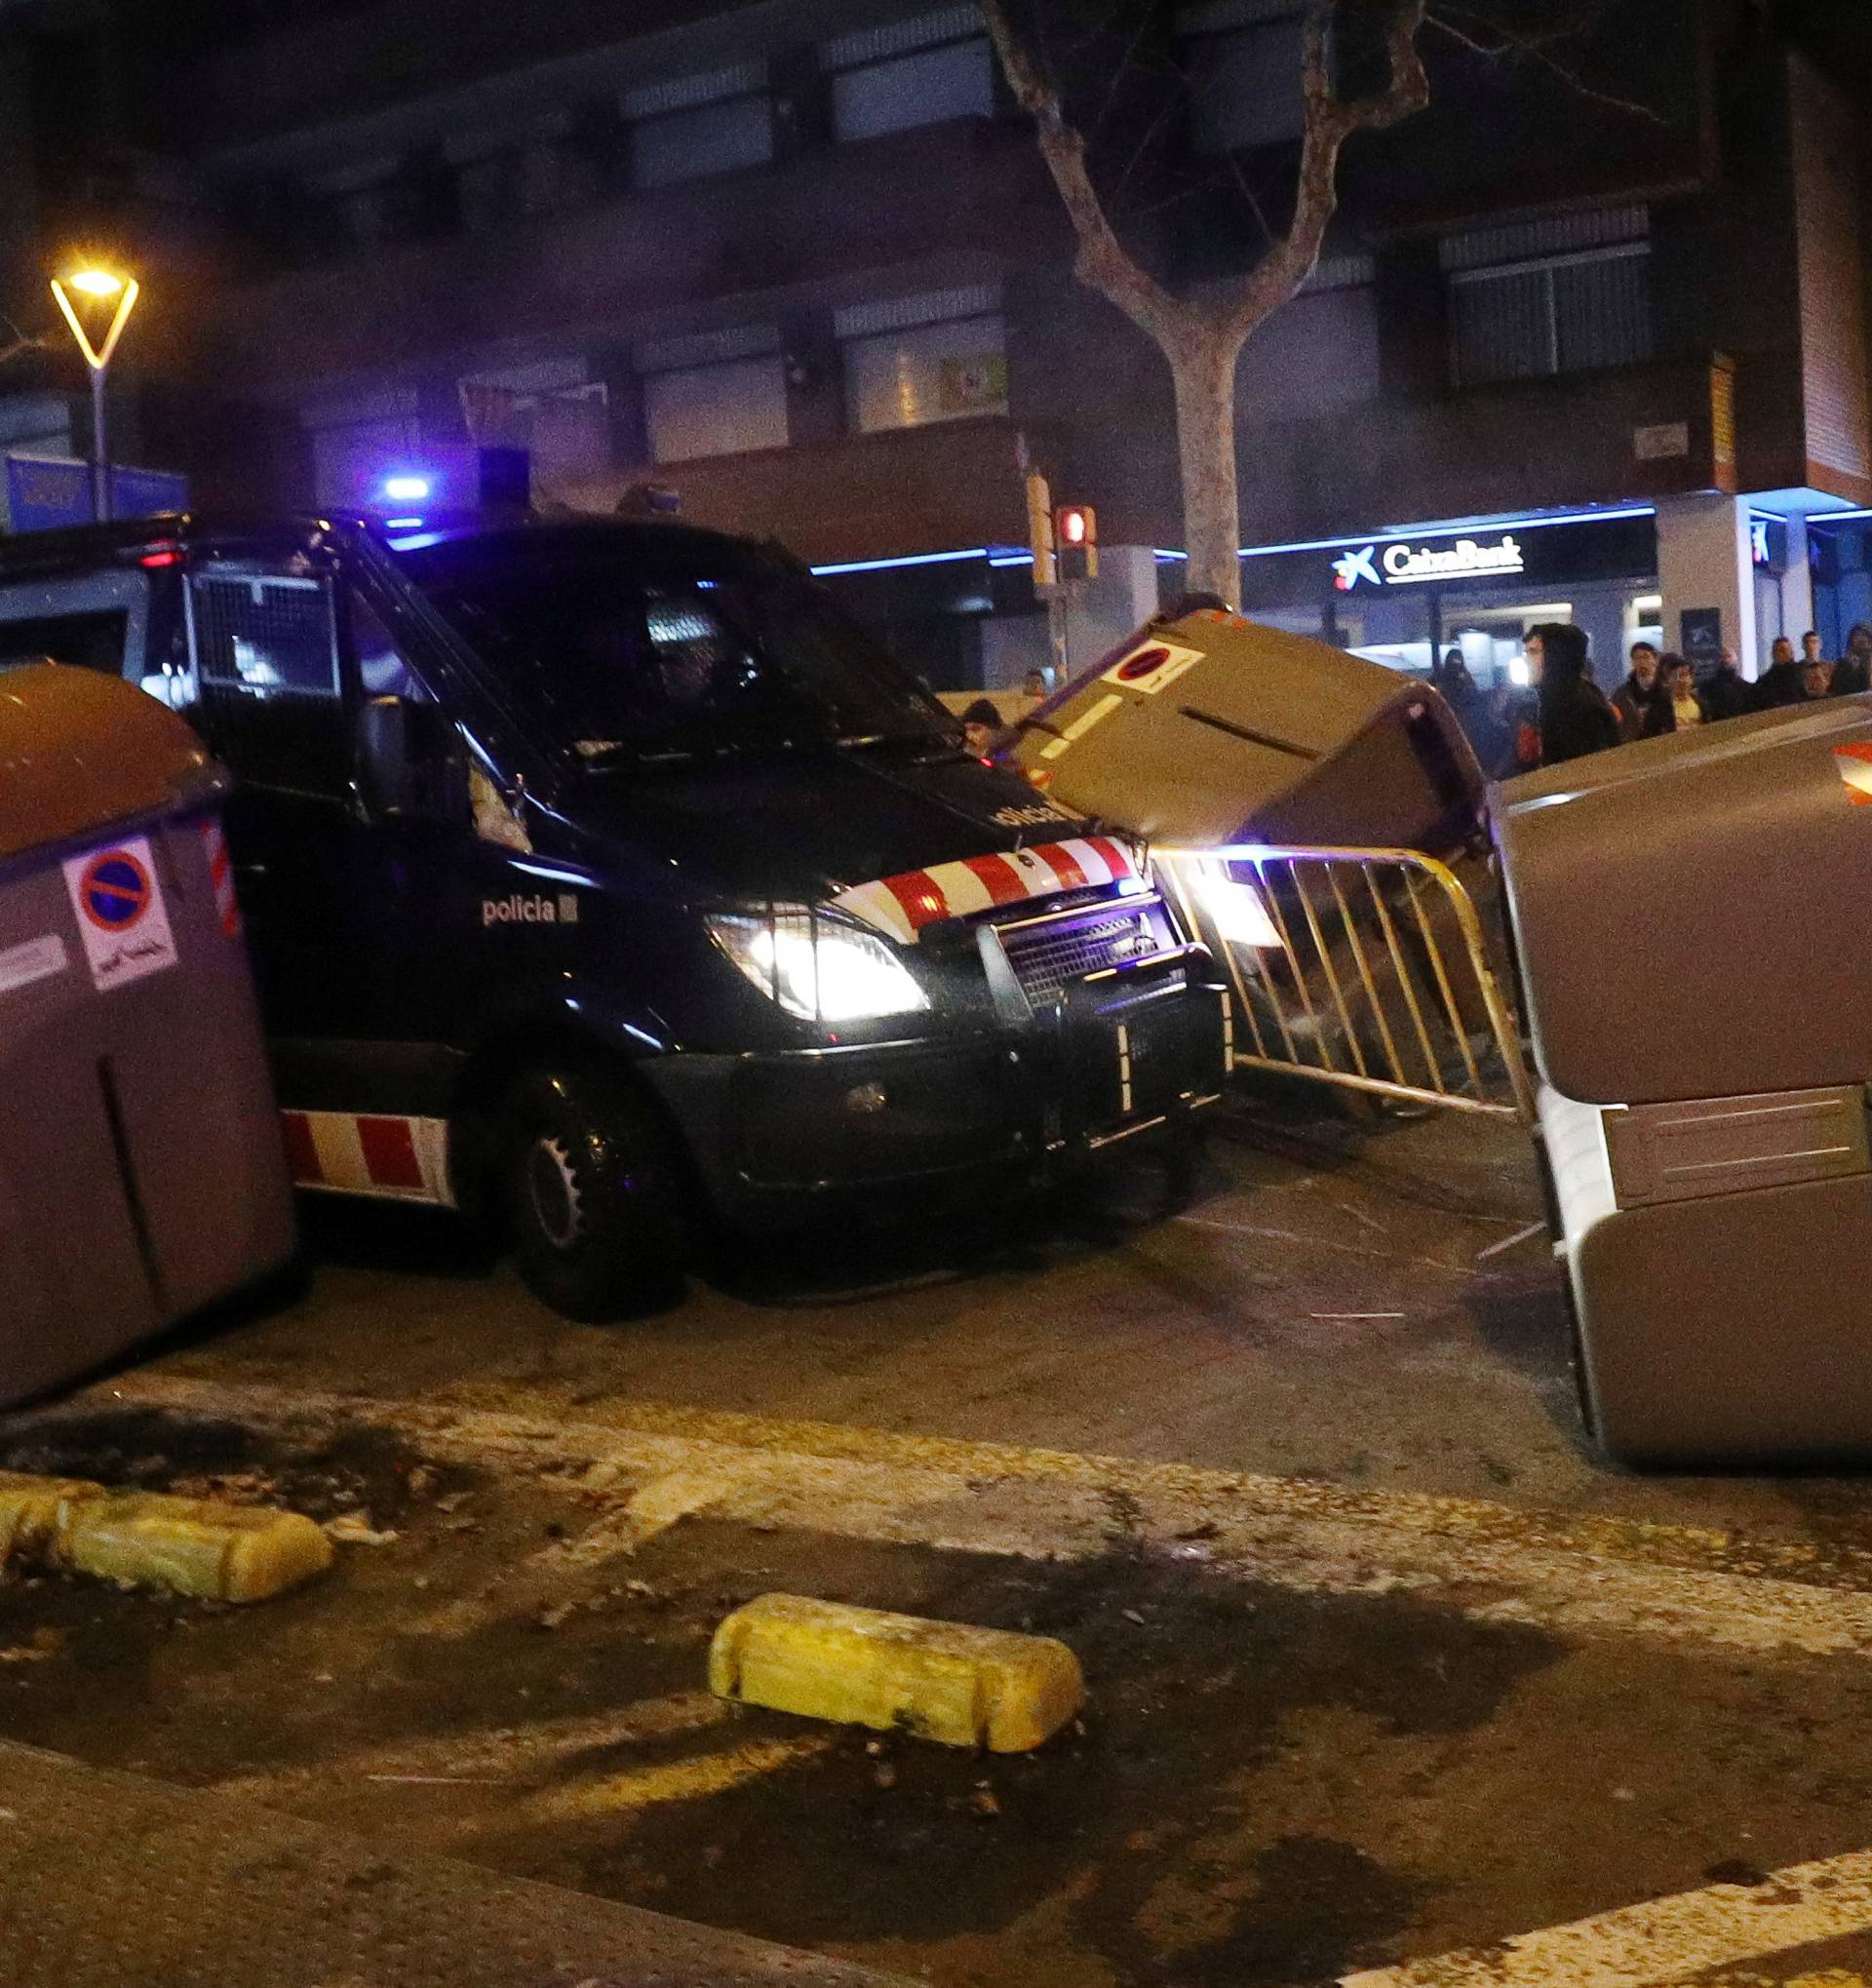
[
  {"x1": 1176, "y1": 1214, "x2": 1462, "y2": 1273},
  {"x1": 1475, "y1": 1219, "x2": 1548, "y2": 1262},
  {"x1": 214, "y1": 1692, "x2": 733, "y2": 1800},
  {"x1": 1342, "y1": 1849, "x2": 1872, "y2": 1988},
  {"x1": 413, "y1": 1469, "x2": 737, "y2": 1641},
  {"x1": 1671, "y1": 1976, "x2": 1864, "y2": 1987},
  {"x1": 522, "y1": 1736, "x2": 829, "y2": 1823},
  {"x1": 53, "y1": 1373, "x2": 1872, "y2": 1658},
  {"x1": 616, "y1": 1468, "x2": 735, "y2": 1548}
]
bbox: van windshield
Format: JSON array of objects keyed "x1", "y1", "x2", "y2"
[{"x1": 401, "y1": 532, "x2": 959, "y2": 763}]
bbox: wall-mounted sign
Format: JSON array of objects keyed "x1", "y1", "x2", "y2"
[
  {"x1": 1239, "y1": 510, "x2": 1658, "y2": 617},
  {"x1": 2, "y1": 453, "x2": 187, "y2": 533},
  {"x1": 1750, "y1": 518, "x2": 1788, "y2": 572},
  {"x1": 1680, "y1": 607, "x2": 1723, "y2": 666},
  {"x1": 1332, "y1": 534, "x2": 1525, "y2": 591},
  {"x1": 938, "y1": 352, "x2": 1009, "y2": 413},
  {"x1": 1710, "y1": 356, "x2": 1736, "y2": 493},
  {"x1": 1633, "y1": 422, "x2": 1690, "y2": 461}
]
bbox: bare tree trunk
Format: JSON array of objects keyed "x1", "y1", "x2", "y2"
[{"x1": 1169, "y1": 331, "x2": 1246, "y2": 607}]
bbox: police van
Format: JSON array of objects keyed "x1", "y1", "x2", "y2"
[{"x1": 0, "y1": 512, "x2": 1228, "y2": 1317}]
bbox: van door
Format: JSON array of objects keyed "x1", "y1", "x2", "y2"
[
  {"x1": 186, "y1": 558, "x2": 383, "y2": 1048},
  {"x1": 337, "y1": 569, "x2": 483, "y2": 1060}
]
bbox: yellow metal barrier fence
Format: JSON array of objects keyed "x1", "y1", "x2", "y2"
[{"x1": 1153, "y1": 844, "x2": 1536, "y2": 1122}]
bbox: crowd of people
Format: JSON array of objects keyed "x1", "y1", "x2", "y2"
[{"x1": 1432, "y1": 622, "x2": 1872, "y2": 776}]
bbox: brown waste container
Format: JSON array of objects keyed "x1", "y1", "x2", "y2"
[
  {"x1": 1493, "y1": 695, "x2": 1872, "y2": 1464},
  {"x1": 0, "y1": 663, "x2": 295, "y2": 1405},
  {"x1": 1007, "y1": 608, "x2": 1486, "y2": 856}
]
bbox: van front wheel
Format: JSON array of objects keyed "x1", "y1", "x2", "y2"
[{"x1": 500, "y1": 1066, "x2": 687, "y2": 1321}]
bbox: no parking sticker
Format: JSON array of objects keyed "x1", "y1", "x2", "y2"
[
  {"x1": 1101, "y1": 637, "x2": 1206, "y2": 696},
  {"x1": 61, "y1": 836, "x2": 178, "y2": 992}
]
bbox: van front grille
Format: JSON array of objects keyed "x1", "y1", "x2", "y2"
[{"x1": 996, "y1": 895, "x2": 1179, "y2": 1005}]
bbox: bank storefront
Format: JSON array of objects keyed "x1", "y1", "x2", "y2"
[{"x1": 1234, "y1": 505, "x2": 1661, "y2": 690}]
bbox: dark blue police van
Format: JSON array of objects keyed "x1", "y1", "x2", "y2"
[{"x1": 0, "y1": 511, "x2": 1228, "y2": 1316}]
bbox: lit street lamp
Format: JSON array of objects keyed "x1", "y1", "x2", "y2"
[{"x1": 50, "y1": 264, "x2": 140, "y2": 525}]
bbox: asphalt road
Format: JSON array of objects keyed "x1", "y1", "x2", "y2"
[{"x1": 7, "y1": 1100, "x2": 1872, "y2": 1987}]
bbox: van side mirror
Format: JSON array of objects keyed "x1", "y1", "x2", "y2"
[{"x1": 358, "y1": 695, "x2": 469, "y2": 822}]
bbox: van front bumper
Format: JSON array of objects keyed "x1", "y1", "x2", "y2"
[{"x1": 643, "y1": 961, "x2": 1230, "y2": 1225}]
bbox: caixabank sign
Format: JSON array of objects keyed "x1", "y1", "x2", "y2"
[{"x1": 1237, "y1": 508, "x2": 1658, "y2": 613}]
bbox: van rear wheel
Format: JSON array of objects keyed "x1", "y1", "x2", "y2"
[{"x1": 500, "y1": 1065, "x2": 687, "y2": 1321}]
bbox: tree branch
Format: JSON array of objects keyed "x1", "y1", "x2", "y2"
[
  {"x1": 1425, "y1": 3, "x2": 1671, "y2": 126},
  {"x1": 979, "y1": 0, "x2": 1189, "y2": 342},
  {"x1": 1213, "y1": 0, "x2": 1429, "y2": 337}
]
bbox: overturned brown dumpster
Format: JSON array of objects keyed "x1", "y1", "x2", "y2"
[
  {"x1": 0, "y1": 663, "x2": 294, "y2": 1404},
  {"x1": 1009, "y1": 608, "x2": 1486, "y2": 855}
]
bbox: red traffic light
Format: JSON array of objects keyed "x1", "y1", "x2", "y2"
[{"x1": 1052, "y1": 503, "x2": 1098, "y2": 580}]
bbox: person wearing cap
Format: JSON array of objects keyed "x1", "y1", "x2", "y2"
[{"x1": 960, "y1": 697, "x2": 1011, "y2": 760}]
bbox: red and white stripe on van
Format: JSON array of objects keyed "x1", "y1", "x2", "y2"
[
  {"x1": 830, "y1": 836, "x2": 1139, "y2": 945},
  {"x1": 281, "y1": 1111, "x2": 455, "y2": 1207}
]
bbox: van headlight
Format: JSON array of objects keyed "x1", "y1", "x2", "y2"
[
  {"x1": 707, "y1": 908, "x2": 931, "y2": 1022},
  {"x1": 1185, "y1": 858, "x2": 1282, "y2": 949}
]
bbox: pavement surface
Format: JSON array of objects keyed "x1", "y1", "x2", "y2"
[{"x1": 5, "y1": 1099, "x2": 1872, "y2": 1987}]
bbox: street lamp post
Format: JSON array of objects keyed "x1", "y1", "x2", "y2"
[{"x1": 50, "y1": 266, "x2": 139, "y2": 525}]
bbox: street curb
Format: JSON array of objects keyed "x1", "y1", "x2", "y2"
[
  {"x1": 0, "y1": 1470, "x2": 332, "y2": 1601},
  {"x1": 709, "y1": 1592, "x2": 1085, "y2": 1752}
]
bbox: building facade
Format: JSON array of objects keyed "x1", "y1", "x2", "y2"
[{"x1": 4, "y1": 0, "x2": 1871, "y2": 689}]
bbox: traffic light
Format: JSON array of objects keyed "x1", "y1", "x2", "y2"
[
  {"x1": 1055, "y1": 503, "x2": 1098, "y2": 582},
  {"x1": 1025, "y1": 470, "x2": 1056, "y2": 587}
]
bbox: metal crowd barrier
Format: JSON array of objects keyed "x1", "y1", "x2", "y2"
[{"x1": 1152, "y1": 844, "x2": 1537, "y2": 1122}]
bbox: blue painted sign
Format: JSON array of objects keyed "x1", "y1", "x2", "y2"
[{"x1": 3, "y1": 452, "x2": 188, "y2": 533}]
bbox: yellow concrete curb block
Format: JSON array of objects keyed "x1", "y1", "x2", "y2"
[
  {"x1": 63, "y1": 1493, "x2": 334, "y2": 1602},
  {"x1": 709, "y1": 1593, "x2": 1085, "y2": 1752},
  {"x1": 0, "y1": 1471, "x2": 333, "y2": 1602},
  {"x1": 0, "y1": 1473, "x2": 106, "y2": 1559}
]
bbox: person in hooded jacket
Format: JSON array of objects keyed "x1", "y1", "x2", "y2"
[{"x1": 1523, "y1": 620, "x2": 1620, "y2": 768}]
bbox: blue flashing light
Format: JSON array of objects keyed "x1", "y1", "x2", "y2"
[
  {"x1": 383, "y1": 475, "x2": 431, "y2": 502},
  {"x1": 384, "y1": 515, "x2": 425, "y2": 528}
]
